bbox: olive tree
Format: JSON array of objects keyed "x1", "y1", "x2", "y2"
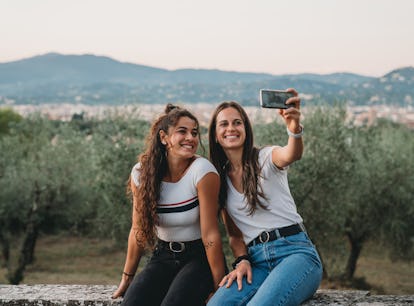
[
  {"x1": 0, "y1": 116, "x2": 98, "y2": 283},
  {"x1": 0, "y1": 111, "x2": 150, "y2": 283},
  {"x1": 342, "y1": 120, "x2": 414, "y2": 279}
]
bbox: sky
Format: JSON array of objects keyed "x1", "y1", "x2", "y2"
[{"x1": 1, "y1": 0, "x2": 413, "y2": 77}]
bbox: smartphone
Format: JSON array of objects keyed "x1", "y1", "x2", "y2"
[{"x1": 259, "y1": 89, "x2": 294, "y2": 109}]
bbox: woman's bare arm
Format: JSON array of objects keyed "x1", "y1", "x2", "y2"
[
  {"x1": 112, "y1": 182, "x2": 145, "y2": 298},
  {"x1": 198, "y1": 172, "x2": 226, "y2": 291}
]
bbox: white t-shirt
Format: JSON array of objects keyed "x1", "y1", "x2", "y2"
[
  {"x1": 225, "y1": 146, "x2": 303, "y2": 245},
  {"x1": 131, "y1": 157, "x2": 218, "y2": 242}
]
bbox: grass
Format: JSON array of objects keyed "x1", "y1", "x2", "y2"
[
  {"x1": 0, "y1": 235, "x2": 413, "y2": 295},
  {"x1": 0, "y1": 235, "x2": 129, "y2": 285},
  {"x1": 353, "y1": 247, "x2": 414, "y2": 295}
]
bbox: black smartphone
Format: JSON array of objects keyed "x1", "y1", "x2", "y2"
[{"x1": 259, "y1": 89, "x2": 294, "y2": 109}]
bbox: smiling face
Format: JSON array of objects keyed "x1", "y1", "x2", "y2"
[
  {"x1": 160, "y1": 116, "x2": 199, "y2": 159},
  {"x1": 215, "y1": 106, "x2": 246, "y2": 151}
]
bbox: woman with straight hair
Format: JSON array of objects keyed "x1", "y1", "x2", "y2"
[
  {"x1": 112, "y1": 104, "x2": 225, "y2": 306},
  {"x1": 207, "y1": 89, "x2": 322, "y2": 306}
]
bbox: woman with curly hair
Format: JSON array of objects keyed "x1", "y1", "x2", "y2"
[{"x1": 112, "y1": 104, "x2": 225, "y2": 306}]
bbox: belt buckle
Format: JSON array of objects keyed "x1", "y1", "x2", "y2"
[
  {"x1": 169, "y1": 241, "x2": 185, "y2": 253},
  {"x1": 258, "y1": 231, "x2": 270, "y2": 244}
]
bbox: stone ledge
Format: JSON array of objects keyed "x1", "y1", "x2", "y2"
[{"x1": 0, "y1": 285, "x2": 413, "y2": 305}]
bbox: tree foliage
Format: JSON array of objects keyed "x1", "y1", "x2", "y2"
[
  {"x1": 0, "y1": 116, "x2": 98, "y2": 283},
  {"x1": 0, "y1": 113, "x2": 147, "y2": 283},
  {"x1": 0, "y1": 105, "x2": 412, "y2": 284},
  {"x1": 0, "y1": 108, "x2": 22, "y2": 136},
  {"x1": 344, "y1": 120, "x2": 414, "y2": 267}
]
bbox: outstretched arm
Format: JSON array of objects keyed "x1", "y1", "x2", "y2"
[{"x1": 272, "y1": 88, "x2": 304, "y2": 168}]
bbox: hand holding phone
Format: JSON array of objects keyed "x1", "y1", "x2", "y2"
[{"x1": 259, "y1": 89, "x2": 294, "y2": 109}]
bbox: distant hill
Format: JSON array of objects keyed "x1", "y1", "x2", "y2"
[{"x1": 0, "y1": 53, "x2": 412, "y2": 106}]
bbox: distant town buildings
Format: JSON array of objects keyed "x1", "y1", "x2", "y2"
[{"x1": 3, "y1": 103, "x2": 414, "y2": 129}]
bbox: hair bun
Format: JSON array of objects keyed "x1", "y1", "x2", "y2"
[{"x1": 165, "y1": 103, "x2": 180, "y2": 114}]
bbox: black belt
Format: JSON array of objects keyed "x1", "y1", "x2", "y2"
[
  {"x1": 248, "y1": 223, "x2": 305, "y2": 247},
  {"x1": 157, "y1": 239, "x2": 203, "y2": 253}
]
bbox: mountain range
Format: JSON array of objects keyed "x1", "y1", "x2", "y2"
[{"x1": 0, "y1": 53, "x2": 413, "y2": 107}]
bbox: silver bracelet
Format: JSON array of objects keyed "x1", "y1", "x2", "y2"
[{"x1": 286, "y1": 125, "x2": 303, "y2": 138}]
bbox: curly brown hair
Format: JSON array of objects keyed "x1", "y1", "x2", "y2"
[{"x1": 129, "y1": 104, "x2": 201, "y2": 249}]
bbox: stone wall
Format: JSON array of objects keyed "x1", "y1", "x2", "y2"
[{"x1": 0, "y1": 285, "x2": 413, "y2": 305}]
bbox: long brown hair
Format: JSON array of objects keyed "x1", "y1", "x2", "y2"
[
  {"x1": 130, "y1": 103, "x2": 201, "y2": 248},
  {"x1": 208, "y1": 101, "x2": 266, "y2": 215}
]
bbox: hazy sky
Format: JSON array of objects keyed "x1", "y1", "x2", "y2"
[{"x1": 1, "y1": 0, "x2": 413, "y2": 76}]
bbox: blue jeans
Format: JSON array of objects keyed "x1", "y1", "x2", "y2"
[
  {"x1": 207, "y1": 232, "x2": 322, "y2": 306},
  {"x1": 122, "y1": 239, "x2": 213, "y2": 306}
]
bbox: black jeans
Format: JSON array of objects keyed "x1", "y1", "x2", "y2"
[{"x1": 121, "y1": 239, "x2": 213, "y2": 306}]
